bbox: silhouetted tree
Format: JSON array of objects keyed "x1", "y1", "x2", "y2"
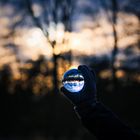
[
  {"x1": 100, "y1": 0, "x2": 118, "y2": 90},
  {"x1": 111, "y1": 0, "x2": 118, "y2": 90},
  {"x1": 25, "y1": 0, "x2": 74, "y2": 94}
]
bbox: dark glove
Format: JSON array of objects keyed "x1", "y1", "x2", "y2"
[{"x1": 61, "y1": 65, "x2": 97, "y2": 106}]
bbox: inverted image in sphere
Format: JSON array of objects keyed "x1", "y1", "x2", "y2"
[{"x1": 62, "y1": 69, "x2": 84, "y2": 93}]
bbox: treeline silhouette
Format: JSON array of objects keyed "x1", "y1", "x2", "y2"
[{"x1": 0, "y1": 52, "x2": 140, "y2": 140}]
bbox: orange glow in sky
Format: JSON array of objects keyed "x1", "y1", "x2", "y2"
[{"x1": 0, "y1": 10, "x2": 139, "y2": 67}]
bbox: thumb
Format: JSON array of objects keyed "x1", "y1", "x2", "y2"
[
  {"x1": 60, "y1": 86, "x2": 75, "y2": 105},
  {"x1": 60, "y1": 86, "x2": 72, "y2": 99},
  {"x1": 61, "y1": 86, "x2": 70, "y2": 94}
]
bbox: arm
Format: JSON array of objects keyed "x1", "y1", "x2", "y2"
[
  {"x1": 61, "y1": 65, "x2": 140, "y2": 140},
  {"x1": 75, "y1": 101, "x2": 140, "y2": 140}
]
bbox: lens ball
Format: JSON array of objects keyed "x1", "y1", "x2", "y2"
[{"x1": 62, "y1": 69, "x2": 84, "y2": 93}]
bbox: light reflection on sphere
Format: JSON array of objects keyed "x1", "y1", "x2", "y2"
[{"x1": 62, "y1": 69, "x2": 84, "y2": 93}]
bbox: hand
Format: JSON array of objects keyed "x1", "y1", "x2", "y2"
[{"x1": 61, "y1": 65, "x2": 97, "y2": 106}]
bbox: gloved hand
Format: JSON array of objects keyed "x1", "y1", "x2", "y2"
[{"x1": 61, "y1": 65, "x2": 97, "y2": 107}]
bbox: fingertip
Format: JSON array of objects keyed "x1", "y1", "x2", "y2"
[
  {"x1": 78, "y1": 65, "x2": 90, "y2": 75},
  {"x1": 78, "y1": 65, "x2": 86, "y2": 70},
  {"x1": 78, "y1": 65, "x2": 82, "y2": 70},
  {"x1": 78, "y1": 65, "x2": 88, "y2": 71}
]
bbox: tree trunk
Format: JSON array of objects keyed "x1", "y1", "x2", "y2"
[
  {"x1": 53, "y1": 53, "x2": 59, "y2": 94},
  {"x1": 111, "y1": 0, "x2": 118, "y2": 91},
  {"x1": 51, "y1": 41, "x2": 59, "y2": 94}
]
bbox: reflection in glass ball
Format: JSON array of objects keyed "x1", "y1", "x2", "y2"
[{"x1": 62, "y1": 69, "x2": 84, "y2": 93}]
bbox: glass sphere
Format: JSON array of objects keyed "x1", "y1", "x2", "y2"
[{"x1": 62, "y1": 69, "x2": 84, "y2": 93}]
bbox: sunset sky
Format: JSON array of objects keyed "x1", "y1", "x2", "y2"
[{"x1": 0, "y1": 0, "x2": 139, "y2": 68}]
